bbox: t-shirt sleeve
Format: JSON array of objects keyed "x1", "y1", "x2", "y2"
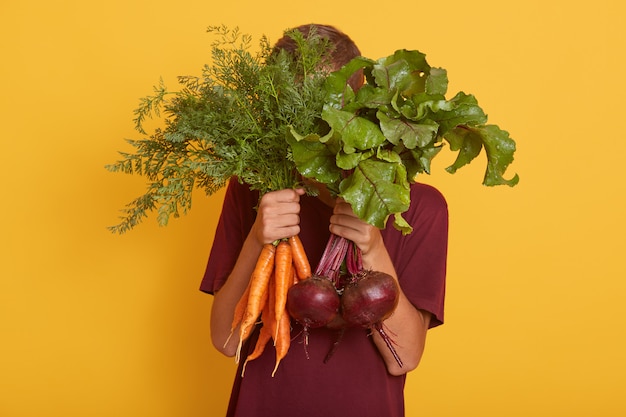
[
  {"x1": 384, "y1": 183, "x2": 448, "y2": 328},
  {"x1": 199, "y1": 178, "x2": 258, "y2": 294}
]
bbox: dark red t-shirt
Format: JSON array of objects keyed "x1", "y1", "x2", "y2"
[{"x1": 200, "y1": 178, "x2": 448, "y2": 417}]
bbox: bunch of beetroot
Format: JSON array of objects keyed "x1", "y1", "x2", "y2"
[{"x1": 286, "y1": 233, "x2": 403, "y2": 367}]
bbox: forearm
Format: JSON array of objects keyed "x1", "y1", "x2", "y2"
[
  {"x1": 210, "y1": 232, "x2": 264, "y2": 356},
  {"x1": 361, "y1": 241, "x2": 431, "y2": 376}
]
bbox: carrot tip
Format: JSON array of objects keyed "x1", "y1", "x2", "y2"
[
  {"x1": 271, "y1": 363, "x2": 281, "y2": 377},
  {"x1": 223, "y1": 331, "x2": 234, "y2": 350},
  {"x1": 235, "y1": 339, "x2": 244, "y2": 364}
]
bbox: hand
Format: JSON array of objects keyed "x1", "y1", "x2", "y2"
[
  {"x1": 253, "y1": 188, "x2": 305, "y2": 244},
  {"x1": 329, "y1": 199, "x2": 384, "y2": 257}
]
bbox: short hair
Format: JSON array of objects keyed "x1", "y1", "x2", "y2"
[{"x1": 273, "y1": 24, "x2": 364, "y2": 90}]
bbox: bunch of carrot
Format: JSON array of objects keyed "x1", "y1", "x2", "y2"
[{"x1": 228, "y1": 235, "x2": 312, "y2": 377}]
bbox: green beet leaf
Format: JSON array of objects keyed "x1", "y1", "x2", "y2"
[
  {"x1": 322, "y1": 105, "x2": 387, "y2": 152},
  {"x1": 378, "y1": 111, "x2": 439, "y2": 149},
  {"x1": 288, "y1": 129, "x2": 342, "y2": 185},
  {"x1": 375, "y1": 49, "x2": 430, "y2": 97},
  {"x1": 443, "y1": 124, "x2": 519, "y2": 186},
  {"x1": 425, "y1": 67, "x2": 449, "y2": 96},
  {"x1": 339, "y1": 158, "x2": 412, "y2": 234},
  {"x1": 324, "y1": 56, "x2": 374, "y2": 110},
  {"x1": 428, "y1": 92, "x2": 488, "y2": 134}
]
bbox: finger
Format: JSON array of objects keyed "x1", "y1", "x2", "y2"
[
  {"x1": 274, "y1": 188, "x2": 304, "y2": 202},
  {"x1": 333, "y1": 200, "x2": 358, "y2": 217},
  {"x1": 328, "y1": 223, "x2": 362, "y2": 246},
  {"x1": 260, "y1": 188, "x2": 300, "y2": 205}
]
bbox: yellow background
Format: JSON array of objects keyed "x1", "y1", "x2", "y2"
[{"x1": 2, "y1": 0, "x2": 625, "y2": 415}]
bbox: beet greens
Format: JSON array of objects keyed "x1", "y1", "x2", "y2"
[
  {"x1": 288, "y1": 49, "x2": 520, "y2": 367},
  {"x1": 289, "y1": 49, "x2": 519, "y2": 235}
]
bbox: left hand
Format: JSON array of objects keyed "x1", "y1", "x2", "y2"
[{"x1": 329, "y1": 199, "x2": 384, "y2": 258}]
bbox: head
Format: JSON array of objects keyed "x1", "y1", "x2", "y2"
[{"x1": 273, "y1": 24, "x2": 364, "y2": 91}]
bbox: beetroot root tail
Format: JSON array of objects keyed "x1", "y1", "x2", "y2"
[{"x1": 373, "y1": 322, "x2": 403, "y2": 368}]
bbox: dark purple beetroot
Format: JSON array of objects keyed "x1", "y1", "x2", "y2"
[
  {"x1": 340, "y1": 271, "x2": 400, "y2": 328},
  {"x1": 287, "y1": 275, "x2": 340, "y2": 328},
  {"x1": 287, "y1": 275, "x2": 341, "y2": 359},
  {"x1": 339, "y1": 270, "x2": 403, "y2": 367}
]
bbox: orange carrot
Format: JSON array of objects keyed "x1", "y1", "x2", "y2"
[
  {"x1": 223, "y1": 282, "x2": 251, "y2": 348},
  {"x1": 272, "y1": 309, "x2": 291, "y2": 377},
  {"x1": 273, "y1": 240, "x2": 293, "y2": 340},
  {"x1": 289, "y1": 235, "x2": 311, "y2": 280},
  {"x1": 241, "y1": 298, "x2": 273, "y2": 376},
  {"x1": 236, "y1": 243, "x2": 276, "y2": 363},
  {"x1": 236, "y1": 275, "x2": 271, "y2": 363}
]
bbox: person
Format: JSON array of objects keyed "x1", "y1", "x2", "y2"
[{"x1": 200, "y1": 24, "x2": 448, "y2": 417}]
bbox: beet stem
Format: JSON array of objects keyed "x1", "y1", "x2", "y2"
[
  {"x1": 345, "y1": 240, "x2": 363, "y2": 276},
  {"x1": 315, "y1": 233, "x2": 351, "y2": 284}
]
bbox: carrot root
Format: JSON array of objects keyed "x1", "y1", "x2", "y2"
[
  {"x1": 224, "y1": 281, "x2": 251, "y2": 349},
  {"x1": 273, "y1": 240, "x2": 293, "y2": 341},
  {"x1": 241, "y1": 301, "x2": 273, "y2": 377},
  {"x1": 289, "y1": 235, "x2": 311, "y2": 280},
  {"x1": 272, "y1": 310, "x2": 291, "y2": 377},
  {"x1": 235, "y1": 243, "x2": 276, "y2": 363}
]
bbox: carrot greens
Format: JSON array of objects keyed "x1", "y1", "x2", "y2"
[{"x1": 106, "y1": 26, "x2": 331, "y2": 233}]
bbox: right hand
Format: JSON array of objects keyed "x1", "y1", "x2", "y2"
[{"x1": 252, "y1": 188, "x2": 305, "y2": 244}]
